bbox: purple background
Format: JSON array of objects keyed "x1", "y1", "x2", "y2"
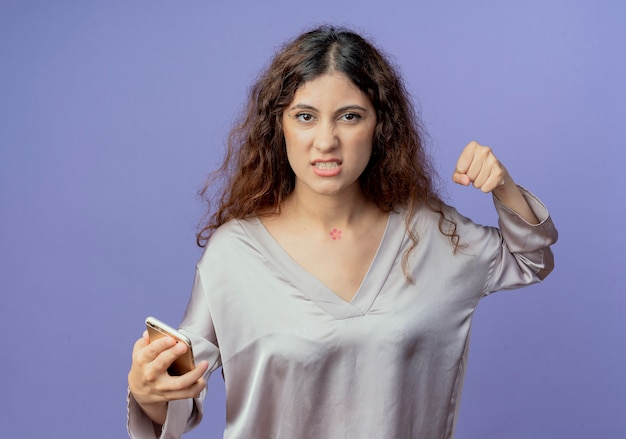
[{"x1": 1, "y1": 1, "x2": 624, "y2": 438}]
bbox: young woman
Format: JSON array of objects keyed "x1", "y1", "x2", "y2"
[{"x1": 128, "y1": 26, "x2": 557, "y2": 438}]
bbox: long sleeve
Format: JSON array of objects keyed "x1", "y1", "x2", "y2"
[
  {"x1": 486, "y1": 186, "x2": 558, "y2": 294},
  {"x1": 126, "y1": 270, "x2": 222, "y2": 439},
  {"x1": 127, "y1": 395, "x2": 196, "y2": 439}
]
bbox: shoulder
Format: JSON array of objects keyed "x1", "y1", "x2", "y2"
[
  {"x1": 402, "y1": 200, "x2": 499, "y2": 252},
  {"x1": 402, "y1": 200, "x2": 474, "y2": 232},
  {"x1": 198, "y1": 217, "x2": 261, "y2": 264}
]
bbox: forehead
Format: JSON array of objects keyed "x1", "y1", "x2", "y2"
[{"x1": 291, "y1": 73, "x2": 371, "y2": 106}]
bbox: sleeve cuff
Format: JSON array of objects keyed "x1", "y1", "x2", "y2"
[
  {"x1": 127, "y1": 391, "x2": 195, "y2": 439},
  {"x1": 492, "y1": 186, "x2": 558, "y2": 253}
]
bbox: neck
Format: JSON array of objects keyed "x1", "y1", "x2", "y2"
[{"x1": 285, "y1": 186, "x2": 373, "y2": 230}]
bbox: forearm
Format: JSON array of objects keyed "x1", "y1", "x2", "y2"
[
  {"x1": 137, "y1": 400, "x2": 168, "y2": 429},
  {"x1": 492, "y1": 180, "x2": 540, "y2": 225}
]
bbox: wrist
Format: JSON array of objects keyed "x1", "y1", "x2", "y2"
[
  {"x1": 492, "y1": 173, "x2": 517, "y2": 198},
  {"x1": 135, "y1": 398, "x2": 168, "y2": 426}
]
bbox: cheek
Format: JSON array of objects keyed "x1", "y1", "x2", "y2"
[
  {"x1": 283, "y1": 137, "x2": 300, "y2": 171},
  {"x1": 354, "y1": 131, "x2": 375, "y2": 168},
  {"x1": 282, "y1": 121, "x2": 296, "y2": 145},
  {"x1": 354, "y1": 129, "x2": 375, "y2": 153},
  {"x1": 283, "y1": 127, "x2": 311, "y2": 153}
]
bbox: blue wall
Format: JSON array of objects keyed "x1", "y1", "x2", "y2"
[{"x1": 1, "y1": 1, "x2": 624, "y2": 437}]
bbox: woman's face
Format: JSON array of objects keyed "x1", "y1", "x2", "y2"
[{"x1": 282, "y1": 73, "x2": 376, "y2": 199}]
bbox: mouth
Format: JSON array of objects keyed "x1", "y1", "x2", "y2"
[{"x1": 312, "y1": 160, "x2": 341, "y2": 170}]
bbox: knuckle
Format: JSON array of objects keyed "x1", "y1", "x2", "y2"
[
  {"x1": 170, "y1": 378, "x2": 188, "y2": 391},
  {"x1": 132, "y1": 338, "x2": 144, "y2": 351},
  {"x1": 193, "y1": 380, "x2": 206, "y2": 396},
  {"x1": 133, "y1": 348, "x2": 150, "y2": 366},
  {"x1": 143, "y1": 366, "x2": 160, "y2": 383}
]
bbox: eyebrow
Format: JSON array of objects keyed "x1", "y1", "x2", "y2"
[{"x1": 288, "y1": 103, "x2": 371, "y2": 113}]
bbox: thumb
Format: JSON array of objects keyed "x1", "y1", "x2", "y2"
[{"x1": 452, "y1": 171, "x2": 471, "y2": 186}]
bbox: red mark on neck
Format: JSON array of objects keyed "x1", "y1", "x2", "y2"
[{"x1": 330, "y1": 228, "x2": 342, "y2": 240}]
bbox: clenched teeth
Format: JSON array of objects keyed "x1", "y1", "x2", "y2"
[{"x1": 314, "y1": 162, "x2": 339, "y2": 169}]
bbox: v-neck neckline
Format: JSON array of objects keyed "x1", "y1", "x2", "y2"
[{"x1": 239, "y1": 210, "x2": 406, "y2": 319}]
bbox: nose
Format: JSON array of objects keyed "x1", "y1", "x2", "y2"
[{"x1": 313, "y1": 121, "x2": 338, "y2": 152}]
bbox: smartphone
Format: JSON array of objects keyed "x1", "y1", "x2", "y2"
[{"x1": 145, "y1": 316, "x2": 195, "y2": 376}]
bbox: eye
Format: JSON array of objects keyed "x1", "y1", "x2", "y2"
[
  {"x1": 295, "y1": 113, "x2": 314, "y2": 122},
  {"x1": 340, "y1": 112, "x2": 362, "y2": 122}
]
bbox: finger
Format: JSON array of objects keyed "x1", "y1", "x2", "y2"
[
  {"x1": 131, "y1": 332, "x2": 151, "y2": 356},
  {"x1": 471, "y1": 162, "x2": 491, "y2": 189},
  {"x1": 465, "y1": 145, "x2": 494, "y2": 183},
  {"x1": 452, "y1": 172, "x2": 471, "y2": 186},
  {"x1": 479, "y1": 172, "x2": 505, "y2": 193},
  {"x1": 132, "y1": 360, "x2": 210, "y2": 404},
  {"x1": 186, "y1": 362, "x2": 210, "y2": 398},
  {"x1": 476, "y1": 154, "x2": 505, "y2": 191},
  {"x1": 160, "y1": 378, "x2": 207, "y2": 402},
  {"x1": 171, "y1": 361, "x2": 209, "y2": 391},
  {"x1": 133, "y1": 335, "x2": 149, "y2": 353},
  {"x1": 159, "y1": 361, "x2": 210, "y2": 400},
  {"x1": 184, "y1": 361, "x2": 210, "y2": 384},
  {"x1": 135, "y1": 336, "x2": 178, "y2": 366},
  {"x1": 454, "y1": 141, "x2": 479, "y2": 175},
  {"x1": 149, "y1": 341, "x2": 190, "y2": 373}
]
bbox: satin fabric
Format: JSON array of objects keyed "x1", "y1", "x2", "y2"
[{"x1": 128, "y1": 188, "x2": 557, "y2": 439}]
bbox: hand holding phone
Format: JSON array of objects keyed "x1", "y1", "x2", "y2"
[{"x1": 145, "y1": 316, "x2": 195, "y2": 376}]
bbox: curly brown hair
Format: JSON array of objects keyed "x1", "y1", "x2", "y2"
[{"x1": 197, "y1": 25, "x2": 459, "y2": 280}]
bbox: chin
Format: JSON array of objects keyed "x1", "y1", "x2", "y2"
[{"x1": 313, "y1": 183, "x2": 360, "y2": 198}]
